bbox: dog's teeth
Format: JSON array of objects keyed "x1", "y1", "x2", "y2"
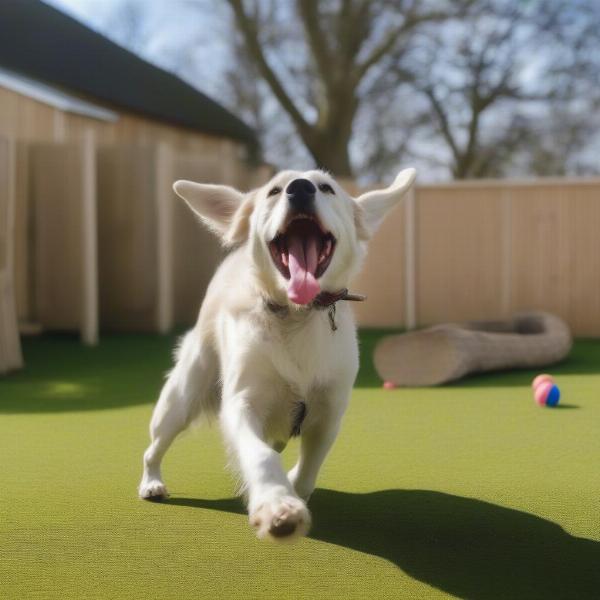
[{"x1": 281, "y1": 252, "x2": 288, "y2": 267}]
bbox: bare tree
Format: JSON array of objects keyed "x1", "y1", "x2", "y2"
[
  {"x1": 225, "y1": 0, "x2": 468, "y2": 177},
  {"x1": 405, "y1": 0, "x2": 600, "y2": 179},
  {"x1": 221, "y1": 27, "x2": 315, "y2": 169},
  {"x1": 70, "y1": 0, "x2": 600, "y2": 181}
]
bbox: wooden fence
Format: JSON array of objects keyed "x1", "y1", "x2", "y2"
[
  {"x1": 7, "y1": 135, "x2": 267, "y2": 341},
  {"x1": 4, "y1": 133, "x2": 600, "y2": 340},
  {"x1": 352, "y1": 178, "x2": 600, "y2": 337}
]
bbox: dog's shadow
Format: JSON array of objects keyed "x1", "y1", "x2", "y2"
[{"x1": 165, "y1": 489, "x2": 599, "y2": 599}]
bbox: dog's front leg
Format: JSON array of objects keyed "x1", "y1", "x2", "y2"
[
  {"x1": 221, "y1": 392, "x2": 311, "y2": 541},
  {"x1": 288, "y1": 387, "x2": 351, "y2": 500}
]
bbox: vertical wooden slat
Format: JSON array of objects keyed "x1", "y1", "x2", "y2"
[
  {"x1": 500, "y1": 188, "x2": 512, "y2": 317},
  {"x1": 14, "y1": 141, "x2": 30, "y2": 322},
  {"x1": 566, "y1": 185, "x2": 600, "y2": 336},
  {"x1": 404, "y1": 185, "x2": 417, "y2": 330},
  {"x1": 80, "y1": 131, "x2": 98, "y2": 345},
  {"x1": 0, "y1": 136, "x2": 23, "y2": 373},
  {"x1": 155, "y1": 143, "x2": 174, "y2": 333}
]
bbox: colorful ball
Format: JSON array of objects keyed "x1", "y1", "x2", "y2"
[
  {"x1": 383, "y1": 380, "x2": 397, "y2": 390},
  {"x1": 532, "y1": 374, "x2": 554, "y2": 390},
  {"x1": 545, "y1": 385, "x2": 561, "y2": 407},
  {"x1": 534, "y1": 381, "x2": 560, "y2": 407}
]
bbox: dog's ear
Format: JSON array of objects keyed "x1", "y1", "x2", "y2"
[
  {"x1": 173, "y1": 180, "x2": 252, "y2": 245},
  {"x1": 355, "y1": 168, "x2": 416, "y2": 237}
]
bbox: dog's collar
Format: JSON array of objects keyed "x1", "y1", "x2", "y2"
[
  {"x1": 312, "y1": 288, "x2": 367, "y2": 307},
  {"x1": 265, "y1": 288, "x2": 366, "y2": 331}
]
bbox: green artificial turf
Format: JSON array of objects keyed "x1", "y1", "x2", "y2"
[{"x1": 1, "y1": 331, "x2": 599, "y2": 599}]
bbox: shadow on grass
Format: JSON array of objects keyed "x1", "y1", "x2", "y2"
[
  {"x1": 359, "y1": 330, "x2": 600, "y2": 389},
  {"x1": 164, "y1": 489, "x2": 599, "y2": 599},
  {"x1": 0, "y1": 333, "x2": 175, "y2": 413},
  {"x1": 2, "y1": 329, "x2": 391, "y2": 413},
  {"x1": 3, "y1": 331, "x2": 600, "y2": 413}
]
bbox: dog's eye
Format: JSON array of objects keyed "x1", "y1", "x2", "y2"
[
  {"x1": 267, "y1": 186, "x2": 282, "y2": 197},
  {"x1": 318, "y1": 183, "x2": 335, "y2": 195}
]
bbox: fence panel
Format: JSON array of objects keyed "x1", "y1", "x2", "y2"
[
  {"x1": 416, "y1": 185, "x2": 508, "y2": 324},
  {"x1": 96, "y1": 145, "x2": 160, "y2": 331},
  {"x1": 568, "y1": 185, "x2": 600, "y2": 336},
  {"x1": 507, "y1": 184, "x2": 571, "y2": 322},
  {"x1": 505, "y1": 182, "x2": 600, "y2": 336},
  {"x1": 30, "y1": 140, "x2": 97, "y2": 343},
  {"x1": 349, "y1": 178, "x2": 600, "y2": 336}
]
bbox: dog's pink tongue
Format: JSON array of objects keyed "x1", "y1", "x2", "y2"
[{"x1": 287, "y1": 234, "x2": 321, "y2": 305}]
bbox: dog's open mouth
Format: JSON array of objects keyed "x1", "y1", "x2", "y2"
[{"x1": 268, "y1": 215, "x2": 336, "y2": 305}]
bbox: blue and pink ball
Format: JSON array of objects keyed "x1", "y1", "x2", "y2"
[{"x1": 532, "y1": 374, "x2": 560, "y2": 407}]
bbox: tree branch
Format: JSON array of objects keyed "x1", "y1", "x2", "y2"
[
  {"x1": 355, "y1": 9, "x2": 454, "y2": 79},
  {"x1": 338, "y1": 0, "x2": 372, "y2": 68},
  {"x1": 297, "y1": 1, "x2": 331, "y2": 83},
  {"x1": 226, "y1": 0, "x2": 311, "y2": 139},
  {"x1": 423, "y1": 86, "x2": 460, "y2": 162}
]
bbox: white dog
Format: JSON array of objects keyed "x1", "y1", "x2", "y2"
[{"x1": 139, "y1": 167, "x2": 416, "y2": 540}]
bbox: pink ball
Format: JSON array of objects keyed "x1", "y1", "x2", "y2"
[
  {"x1": 532, "y1": 374, "x2": 554, "y2": 390},
  {"x1": 534, "y1": 381, "x2": 554, "y2": 406},
  {"x1": 383, "y1": 381, "x2": 397, "y2": 390}
]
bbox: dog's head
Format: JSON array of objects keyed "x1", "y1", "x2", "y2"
[{"x1": 174, "y1": 168, "x2": 416, "y2": 306}]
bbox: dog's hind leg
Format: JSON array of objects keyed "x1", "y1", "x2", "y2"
[{"x1": 138, "y1": 330, "x2": 217, "y2": 500}]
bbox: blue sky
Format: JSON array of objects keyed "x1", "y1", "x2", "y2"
[{"x1": 44, "y1": 0, "x2": 230, "y2": 99}]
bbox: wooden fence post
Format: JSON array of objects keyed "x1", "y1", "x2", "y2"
[
  {"x1": 0, "y1": 136, "x2": 24, "y2": 373},
  {"x1": 155, "y1": 143, "x2": 174, "y2": 334},
  {"x1": 80, "y1": 131, "x2": 98, "y2": 345},
  {"x1": 404, "y1": 185, "x2": 417, "y2": 330},
  {"x1": 501, "y1": 188, "x2": 512, "y2": 318}
]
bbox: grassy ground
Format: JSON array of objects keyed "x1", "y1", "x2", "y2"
[{"x1": 1, "y1": 331, "x2": 599, "y2": 599}]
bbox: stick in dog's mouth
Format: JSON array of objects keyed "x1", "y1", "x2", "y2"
[{"x1": 268, "y1": 214, "x2": 336, "y2": 305}]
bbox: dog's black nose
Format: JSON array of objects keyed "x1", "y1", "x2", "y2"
[{"x1": 286, "y1": 178, "x2": 316, "y2": 212}]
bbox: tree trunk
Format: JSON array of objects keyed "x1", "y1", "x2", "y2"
[
  {"x1": 307, "y1": 135, "x2": 353, "y2": 177},
  {"x1": 453, "y1": 155, "x2": 476, "y2": 179},
  {"x1": 303, "y1": 94, "x2": 357, "y2": 177}
]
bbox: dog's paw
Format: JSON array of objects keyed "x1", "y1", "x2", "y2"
[
  {"x1": 138, "y1": 479, "x2": 169, "y2": 501},
  {"x1": 249, "y1": 496, "x2": 311, "y2": 541}
]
